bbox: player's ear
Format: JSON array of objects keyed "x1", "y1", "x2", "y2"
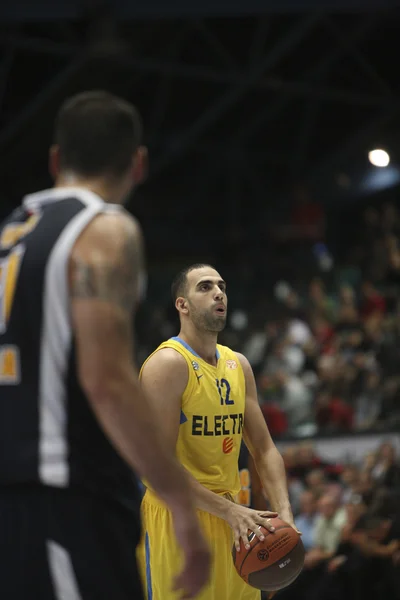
[
  {"x1": 175, "y1": 297, "x2": 189, "y2": 315},
  {"x1": 132, "y1": 146, "x2": 148, "y2": 186},
  {"x1": 49, "y1": 144, "x2": 60, "y2": 179}
]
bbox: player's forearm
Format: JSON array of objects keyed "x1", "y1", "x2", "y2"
[
  {"x1": 87, "y1": 374, "x2": 194, "y2": 515},
  {"x1": 185, "y1": 469, "x2": 233, "y2": 520},
  {"x1": 253, "y1": 446, "x2": 292, "y2": 517}
]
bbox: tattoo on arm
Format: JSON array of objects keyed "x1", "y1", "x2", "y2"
[{"x1": 71, "y1": 232, "x2": 141, "y2": 313}]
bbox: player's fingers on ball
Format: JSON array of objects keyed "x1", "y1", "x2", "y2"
[
  {"x1": 259, "y1": 517, "x2": 275, "y2": 533},
  {"x1": 260, "y1": 511, "x2": 278, "y2": 518},
  {"x1": 251, "y1": 523, "x2": 265, "y2": 541},
  {"x1": 234, "y1": 531, "x2": 241, "y2": 552},
  {"x1": 240, "y1": 527, "x2": 251, "y2": 550}
]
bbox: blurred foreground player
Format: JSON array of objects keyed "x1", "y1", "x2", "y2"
[
  {"x1": 138, "y1": 264, "x2": 297, "y2": 600},
  {"x1": 0, "y1": 92, "x2": 210, "y2": 600}
]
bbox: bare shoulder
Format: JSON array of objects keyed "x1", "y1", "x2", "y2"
[
  {"x1": 142, "y1": 347, "x2": 188, "y2": 377},
  {"x1": 69, "y1": 211, "x2": 144, "y2": 312},
  {"x1": 234, "y1": 351, "x2": 252, "y2": 375},
  {"x1": 72, "y1": 211, "x2": 142, "y2": 257},
  {"x1": 141, "y1": 348, "x2": 188, "y2": 396},
  {"x1": 234, "y1": 351, "x2": 258, "y2": 394}
]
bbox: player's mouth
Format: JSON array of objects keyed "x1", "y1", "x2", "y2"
[{"x1": 215, "y1": 305, "x2": 226, "y2": 315}]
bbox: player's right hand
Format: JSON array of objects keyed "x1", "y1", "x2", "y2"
[
  {"x1": 225, "y1": 503, "x2": 278, "y2": 552},
  {"x1": 172, "y1": 514, "x2": 211, "y2": 599}
]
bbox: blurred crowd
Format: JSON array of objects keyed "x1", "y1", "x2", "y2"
[
  {"x1": 242, "y1": 272, "x2": 400, "y2": 437},
  {"x1": 265, "y1": 440, "x2": 400, "y2": 600},
  {"x1": 232, "y1": 200, "x2": 400, "y2": 437}
]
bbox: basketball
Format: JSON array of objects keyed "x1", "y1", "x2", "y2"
[{"x1": 233, "y1": 517, "x2": 305, "y2": 592}]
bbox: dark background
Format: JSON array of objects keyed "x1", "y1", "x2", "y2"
[{"x1": 1, "y1": 3, "x2": 400, "y2": 255}]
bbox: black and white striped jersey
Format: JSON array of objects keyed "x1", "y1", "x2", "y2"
[{"x1": 0, "y1": 187, "x2": 143, "y2": 512}]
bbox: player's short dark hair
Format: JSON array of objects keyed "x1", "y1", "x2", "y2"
[
  {"x1": 54, "y1": 90, "x2": 143, "y2": 178},
  {"x1": 171, "y1": 263, "x2": 216, "y2": 302}
]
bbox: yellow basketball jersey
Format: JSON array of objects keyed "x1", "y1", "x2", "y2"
[{"x1": 140, "y1": 337, "x2": 246, "y2": 497}]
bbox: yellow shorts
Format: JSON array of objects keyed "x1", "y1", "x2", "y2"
[{"x1": 137, "y1": 490, "x2": 260, "y2": 600}]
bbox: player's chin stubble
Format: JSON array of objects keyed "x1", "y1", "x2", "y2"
[
  {"x1": 189, "y1": 304, "x2": 227, "y2": 333},
  {"x1": 203, "y1": 313, "x2": 227, "y2": 333}
]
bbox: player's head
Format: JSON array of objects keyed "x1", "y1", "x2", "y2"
[
  {"x1": 50, "y1": 90, "x2": 146, "y2": 201},
  {"x1": 172, "y1": 264, "x2": 227, "y2": 333}
]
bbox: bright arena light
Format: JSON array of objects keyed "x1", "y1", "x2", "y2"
[{"x1": 368, "y1": 148, "x2": 390, "y2": 168}]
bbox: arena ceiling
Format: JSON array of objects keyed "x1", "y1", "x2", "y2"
[{"x1": 0, "y1": 1, "x2": 399, "y2": 248}]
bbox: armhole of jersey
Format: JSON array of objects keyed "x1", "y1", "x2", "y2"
[
  {"x1": 39, "y1": 203, "x2": 103, "y2": 486},
  {"x1": 179, "y1": 351, "x2": 196, "y2": 409},
  {"x1": 45, "y1": 204, "x2": 105, "y2": 320},
  {"x1": 234, "y1": 352, "x2": 246, "y2": 395}
]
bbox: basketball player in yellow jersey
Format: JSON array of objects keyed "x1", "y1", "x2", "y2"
[{"x1": 138, "y1": 264, "x2": 297, "y2": 600}]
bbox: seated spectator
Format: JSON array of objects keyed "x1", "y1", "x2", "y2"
[
  {"x1": 306, "y1": 468, "x2": 328, "y2": 499},
  {"x1": 360, "y1": 281, "x2": 386, "y2": 319},
  {"x1": 326, "y1": 495, "x2": 368, "y2": 571},
  {"x1": 361, "y1": 451, "x2": 377, "y2": 474},
  {"x1": 263, "y1": 340, "x2": 289, "y2": 376},
  {"x1": 277, "y1": 493, "x2": 347, "y2": 600},
  {"x1": 311, "y1": 315, "x2": 335, "y2": 350},
  {"x1": 354, "y1": 371, "x2": 383, "y2": 431},
  {"x1": 275, "y1": 370, "x2": 314, "y2": 435},
  {"x1": 350, "y1": 470, "x2": 375, "y2": 506},
  {"x1": 295, "y1": 442, "x2": 328, "y2": 477},
  {"x1": 295, "y1": 490, "x2": 319, "y2": 551},
  {"x1": 340, "y1": 465, "x2": 360, "y2": 504},
  {"x1": 337, "y1": 284, "x2": 357, "y2": 311},
  {"x1": 308, "y1": 278, "x2": 336, "y2": 322},
  {"x1": 372, "y1": 442, "x2": 400, "y2": 489},
  {"x1": 316, "y1": 392, "x2": 354, "y2": 432},
  {"x1": 260, "y1": 401, "x2": 288, "y2": 437},
  {"x1": 349, "y1": 509, "x2": 400, "y2": 600},
  {"x1": 309, "y1": 498, "x2": 368, "y2": 600},
  {"x1": 306, "y1": 493, "x2": 347, "y2": 567}
]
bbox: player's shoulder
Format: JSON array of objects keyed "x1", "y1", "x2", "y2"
[
  {"x1": 142, "y1": 345, "x2": 188, "y2": 375},
  {"x1": 141, "y1": 346, "x2": 189, "y2": 395},
  {"x1": 86, "y1": 208, "x2": 140, "y2": 241},
  {"x1": 217, "y1": 343, "x2": 251, "y2": 370},
  {"x1": 73, "y1": 208, "x2": 142, "y2": 259},
  {"x1": 232, "y1": 350, "x2": 253, "y2": 377}
]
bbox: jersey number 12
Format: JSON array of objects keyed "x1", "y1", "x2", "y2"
[{"x1": 216, "y1": 378, "x2": 234, "y2": 405}]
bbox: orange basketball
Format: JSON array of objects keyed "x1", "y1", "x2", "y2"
[{"x1": 233, "y1": 518, "x2": 305, "y2": 592}]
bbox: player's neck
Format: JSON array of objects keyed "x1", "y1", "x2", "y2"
[
  {"x1": 178, "y1": 328, "x2": 218, "y2": 366},
  {"x1": 54, "y1": 173, "x2": 127, "y2": 204}
]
